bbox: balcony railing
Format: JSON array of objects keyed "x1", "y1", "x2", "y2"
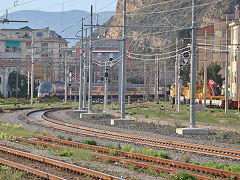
[{"x1": 4, "y1": 52, "x2": 21, "y2": 59}]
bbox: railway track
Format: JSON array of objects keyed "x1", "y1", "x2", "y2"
[
  {"x1": 26, "y1": 109, "x2": 240, "y2": 161},
  {"x1": 0, "y1": 157, "x2": 65, "y2": 180},
  {"x1": 7, "y1": 134, "x2": 240, "y2": 180},
  {"x1": 0, "y1": 144, "x2": 124, "y2": 180}
]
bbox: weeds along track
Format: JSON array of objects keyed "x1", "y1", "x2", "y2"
[
  {"x1": 26, "y1": 109, "x2": 240, "y2": 161},
  {"x1": 0, "y1": 157, "x2": 65, "y2": 180},
  {"x1": 9, "y1": 134, "x2": 240, "y2": 180},
  {"x1": 0, "y1": 144, "x2": 124, "y2": 180}
]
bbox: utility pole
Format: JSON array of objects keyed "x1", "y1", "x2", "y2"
[
  {"x1": 83, "y1": 28, "x2": 88, "y2": 108},
  {"x1": 190, "y1": 0, "x2": 197, "y2": 128},
  {"x1": 155, "y1": 55, "x2": 159, "y2": 102},
  {"x1": 79, "y1": 18, "x2": 84, "y2": 110},
  {"x1": 30, "y1": 33, "x2": 34, "y2": 106},
  {"x1": 88, "y1": 5, "x2": 93, "y2": 113},
  {"x1": 64, "y1": 52, "x2": 67, "y2": 103},
  {"x1": 74, "y1": 64, "x2": 77, "y2": 102},
  {"x1": 175, "y1": 37, "x2": 178, "y2": 107},
  {"x1": 225, "y1": 14, "x2": 229, "y2": 114},
  {"x1": 177, "y1": 54, "x2": 181, "y2": 112},
  {"x1": 110, "y1": 67, "x2": 113, "y2": 110},
  {"x1": 69, "y1": 72, "x2": 72, "y2": 102},
  {"x1": 27, "y1": 71, "x2": 30, "y2": 99},
  {"x1": 121, "y1": 0, "x2": 127, "y2": 119},
  {"x1": 16, "y1": 66, "x2": 18, "y2": 102},
  {"x1": 203, "y1": 30, "x2": 207, "y2": 109},
  {"x1": 104, "y1": 60, "x2": 108, "y2": 110},
  {"x1": 164, "y1": 61, "x2": 167, "y2": 102}
]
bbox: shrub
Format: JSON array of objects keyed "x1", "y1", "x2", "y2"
[
  {"x1": 105, "y1": 144, "x2": 115, "y2": 149},
  {"x1": 0, "y1": 133, "x2": 10, "y2": 140},
  {"x1": 174, "y1": 172, "x2": 197, "y2": 180},
  {"x1": 59, "y1": 150, "x2": 73, "y2": 157},
  {"x1": 41, "y1": 131, "x2": 47, "y2": 136},
  {"x1": 82, "y1": 139, "x2": 97, "y2": 145},
  {"x1": 181, "y1": 153, "x2": 191, "y2": 163},
  {"x1": 13, "y1": 124, "x2": 23, "y2": 130},
  {"x1": 155, "y1": 151, "x2": 171, "y2": 159},
  {"x1": 57, "y1": 134, "x2": 65, "y2": 139}
]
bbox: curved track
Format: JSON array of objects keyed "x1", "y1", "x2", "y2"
[{"x1": 26, "y1": 109, "x2": 240, "y2": 161}]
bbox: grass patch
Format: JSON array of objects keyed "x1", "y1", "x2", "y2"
[
  {"x1": 0, "y1": 165, "x2": 26, "y2": 180},
  {"x1": 192, "y1": 161, "x2": 240, "y2": 173},
  {"x1": 116, "y1": 144, "x2": 171, "y2": 159},
  {"x1": 48, "y1": 147, "x2": 95, "y2": 161},
  {"x1": 173, "y1": 171, "x2": 197, "y2": 180},
  {"x1": 82, "y1": 139, "x2": 97, "y2": 146},
  {"x1": 124, "y1": 102, "x2": 240, "y2": 127},
  {"x1": 0, "y1": 123, "x2": 31, "y2": 138},
  {"x1": 57, "y1": 134, "x2": 65, "y2": 140}
]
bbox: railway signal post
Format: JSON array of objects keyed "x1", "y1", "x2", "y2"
[
  {"x1": 80, "y1": 5, "x2": 98, "y2": 119},
  {"x1": 110, "y1": 0, "x2": 135, "y2": 125},
  {"x1": 176, "y1": 0, "x2": 206, "y2": 135},
  {"x1": 104, "y1": 62, "x2": 108, "y2": 110}
]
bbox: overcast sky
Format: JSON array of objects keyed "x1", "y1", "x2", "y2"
[{"x1": 0, "y1": 0, "x2": 118, "y2": 16}]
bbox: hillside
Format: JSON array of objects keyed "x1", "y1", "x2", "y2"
[
  {"x1": 98, "y1": 0, "x2": 240, "y2": 52},
  {"x1": 92, "y1": 0, "x2": 240, "y2": 87}
]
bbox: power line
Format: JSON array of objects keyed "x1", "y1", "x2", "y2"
[
  {"x1": 129, "y1": 46, "x2": 189, "y2": 57},
  {"x1": 0, "y1": 0, "x2": 38, "y2": 14},
  {"x1": 114, "y1": 0, "x2": 215, "y2": 16}
]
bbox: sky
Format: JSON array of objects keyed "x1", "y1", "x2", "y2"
[{"x1": 0, "y1": 0, "x2": 118, "y2": 16}]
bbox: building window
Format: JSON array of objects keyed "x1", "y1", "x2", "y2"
[
  {"x1": 234, "y1": 27, "x2": 238, "y2": 41},
  {"x1": 5, "y1": 46, "x2": 21, "y2": 52},
  {"x1": 41, "y1": 43, "x2": 48, "y2": 51},
  {"x1": 211, "y1": 51, "x2": 215, "y2": 59},
  {"x1": 221, "y1": 45, "x2": 226, "y2": 51},
  {"x1": 26, "y1": 55, "x2": 31, "y2": 60},
  {"x1": 37, "y1": 32, "x2": 43, "y2": 37},
  {"x1": 26, "y1": 42, "x2": 31, "y2": 49}
]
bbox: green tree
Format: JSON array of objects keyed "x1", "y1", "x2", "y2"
[
  {"x1": 8, "y1": 71, "x2": 27, "y2": 98},
  {"x1": 199, "y1": 62, "x2": 224, "y2": 87},
  {"x1": 8, "y1": 71, "x2": 39, "y2": 98}
]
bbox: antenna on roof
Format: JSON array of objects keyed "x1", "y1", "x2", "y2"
[
  {"x1": 14, "y1": 0, "x2": 19, "y2": 7},
  {"x1": 0, "y1": 9, "x2": 28, "y2": 24}
]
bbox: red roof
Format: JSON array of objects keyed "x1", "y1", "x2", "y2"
[{"x1": 197, "y1": 25, "x2": 214, "y2": 34}]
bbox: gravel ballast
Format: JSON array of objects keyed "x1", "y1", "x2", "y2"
[{"x1": 0, "y1": 108, "x2": 239, "y2": 179}]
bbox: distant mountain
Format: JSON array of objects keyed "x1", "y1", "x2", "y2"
[{"x1": 0, "y1": 10, "x2": 115, "y2": 46}]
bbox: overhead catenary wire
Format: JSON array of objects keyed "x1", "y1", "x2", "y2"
[
  {"x1": 127, "y1": 53, "x2": 178, "y2": 61},
  {"x1": 122, "y1": 0, "x2": 220, "y2": 40},
  {"x1": 114, "y1": 0, "x2": 216, "y2": 16},
  {"x1": 58, "y1": 0, "x2": 217, "y2": 36},
  {"x1": 129, "y1": 46, "x2": 189, "y2": 57},
  {"x1": 0, "y1": 0, "x2": 38, "y2": 14}
]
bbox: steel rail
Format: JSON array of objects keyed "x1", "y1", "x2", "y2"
[
  {"x1": 21, "y1": 135, "x2": 240, "y2": 180},
  {"x1": 0, "y1": 158, "x2": 65, "y2": 180},
  {"x1": 9, "y1": 135, "x2": 221, "y2": 180},
  {"x1": 41, "y1": 109, "x2": 240, "y2": 160},
  {"x1": 25, "y1": 109, "x2": 240, "y2": 161},
  {"x1": 0, "y1": 145, "x2": 124, "y2": 180}
]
